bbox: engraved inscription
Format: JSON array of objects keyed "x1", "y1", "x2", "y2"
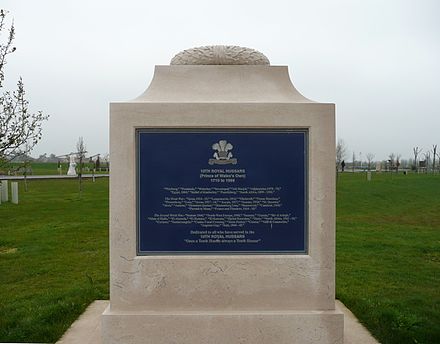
[{"x1": 137, "y1": 130, "x2": 307, "y2": 253}]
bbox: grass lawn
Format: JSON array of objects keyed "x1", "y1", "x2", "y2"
[
  {"x1": 3, "y1": 162, "x2": 109, "y2": 176},
  {"x1": 337, "y1": 172, "x2": 440, "y2": 344},
  {"x1": 0, "y1": 178, "x2": 108, "y2": 342},
  {"x1": 0, "y1": 173, "x2": 439, "y2": 343}
]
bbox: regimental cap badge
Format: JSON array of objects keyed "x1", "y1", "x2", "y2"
[{"x1": 209, "y1": 140, "x2": 238, "y2": 165}]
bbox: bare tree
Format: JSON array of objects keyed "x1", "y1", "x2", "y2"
[
  {"x1": 89, "y1": 153, "x2": 100, "y2": 182},
  {"x1": 366, "y1": 153, "x2": 375, "y2": 171},
  {"x1": 95, "y1": 154, "x2": 100, "y2": 170},
  {"x1": 413, "y1": 147, "x2": 422, "y2": 172},
  {"x1": 352, "y1": 151, "x2": 356, "y2": 172},
  {"x1": 336, "y1": 139, "x2": 347, "y2": 172},
  {"x1": 0, "y1": 10, "x2": 48, "y2": 167},
  {"x1": 103, "y1": 153, "x2": 110, "y2": 172},
  {"x1": 21, "y1": 142, "x2": 31, "y2": 191},
  {"x1": 432, "y1": 145, "x2": 437, "y2": 173},
  {"x1": 388, "y1": 153, "x2": 396, "y2": 172},
  {"x1": 423, "y1": 152, "x2": 431, "y2": 173},
  {"x1": 396, "y1": 154, "x2": 401, "y2": 173},
  {"x1": 76, "y1": 137, "x2": 87, "y2": 196}
]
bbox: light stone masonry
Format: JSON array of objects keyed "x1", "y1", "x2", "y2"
[{"x1": 102, "y1": 47, "x2": 344, "y2": 343}]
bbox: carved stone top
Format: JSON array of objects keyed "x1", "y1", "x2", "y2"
[{"x1": 170, "y1": 45, "x2": 270, "y2": 65}]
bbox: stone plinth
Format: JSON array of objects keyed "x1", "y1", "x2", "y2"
[{"x1": 103, "y1": 59, "x2": 343, "y2": 343}]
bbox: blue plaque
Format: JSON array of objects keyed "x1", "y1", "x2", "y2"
[{"x1": 136, "y1": 129, "x2": 308, "y2": 254}]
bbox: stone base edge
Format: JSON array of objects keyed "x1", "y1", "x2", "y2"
[{"x1": 102, "y1": 306, "x2": 344, "y2": 344}]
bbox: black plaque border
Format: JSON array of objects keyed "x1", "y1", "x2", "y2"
[{"x1": 136, "y1": 128, "x2": 309, "y2": 256}]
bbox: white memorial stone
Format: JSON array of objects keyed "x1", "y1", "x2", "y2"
[
  {"x1": 1, "y1": 180, "x2": 8, "y2": 202},
  {"x1": 11, "y1": 182, "x2": 18, "y2": 204},
  {"x1": 102, "y1": 46, "x2": 344, "y2": 344},
  {"x1": 367, "y1": 171, "x2": 372, "y2": 181},
  {"x1": 67, "y1": 154, "x2": 77, "y2": 176},
  {"x1": 375, "y1": 161, "x2": 381, "y2": 172}
]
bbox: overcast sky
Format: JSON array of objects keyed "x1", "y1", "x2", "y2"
[{"x1": 2, "y1": 0, "x2": 439, "y2": 161}]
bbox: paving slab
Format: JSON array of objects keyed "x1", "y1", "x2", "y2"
[
  {"x1": 56, "y1": 300, "x2": 380, "y2": 344},
  {"x1": 336, "y1": 300, "x2": 380, "y2": 344},
  {"x1": 57, "y1": 300, "x2": 108, "y2": 344}
]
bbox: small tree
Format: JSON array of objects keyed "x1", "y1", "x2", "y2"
[
  {"x1": 336, "y1": 139, "x2": 347, "y2": 172},
  {"x1": 76, "y1": 137, "x2": 87, "y2": 196},
  {"x1": 423, "y1": 152, "x2": 431, "y2": 173},
  {"x1": 366, "y1": 153, "x2": 375, "y2": 171},
  {"x1": 352, "y1": 151, "x2": 356, "y2": 172},
  {"x1": 103, "y1": 154, "x2": 110, "y2": 171},
  {"x1": 396, "y1": 154, "x2": 401, "y2": 173},
  {"x1": 21, "y1": 142, "x2": 31, "y2": 191},
  {"x1": 388, "y1": 153, "x2": 396, "y2": 172},
  {"x1": 88, "y1": 153, "x2": 100, "y2": 182},
  {"x1": 413, "y1": 147, "x2": 422, "y2": 171},
  {"x1": 95, "y1": 155, "x2": 100, "y2": 170},
  {"x1": 0, "y1": 10, "x2": 48, "y2": 166}
]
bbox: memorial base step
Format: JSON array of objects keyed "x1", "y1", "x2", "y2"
[{"x1": 101, "y1": 306, "x2": 344, "y2": 344}]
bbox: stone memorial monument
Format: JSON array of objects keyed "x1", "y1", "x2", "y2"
[
  {"x1": 67, "y1": 154, "x2": 77, "y2": 176},
  {"x1": 102, "y1": 46, "x2": 344, "y2": 343}
]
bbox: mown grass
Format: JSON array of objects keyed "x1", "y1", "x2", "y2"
[
  {"x1": 3, "y1": 162, "x2": 109, "y2": 176},
  {"x1": 0, "y1": 178, "x2": 108, "y2": 342},
  {"x1": 0, "y1": 174, "x2": 439, "y2": 343},
  {"x1": 336, "y1": 172, "x2": 440, "y2": 344}
]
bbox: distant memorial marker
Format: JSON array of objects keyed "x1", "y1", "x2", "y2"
[
  {"x1": 67, "y1": 154, "x2": 77, "y2": 176},
  {"x1": 367, "y1": 171, "x2": 372, "y2": 181},
  {"x1": 1, "y1": 180, "x2": 8, "y2": 202},
  {"x1": 103, "y1": 45, "x2": 344, "y2": 344},
  {"x1": 11, "y1": 182, "x2": 18, "y2": 204}
]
